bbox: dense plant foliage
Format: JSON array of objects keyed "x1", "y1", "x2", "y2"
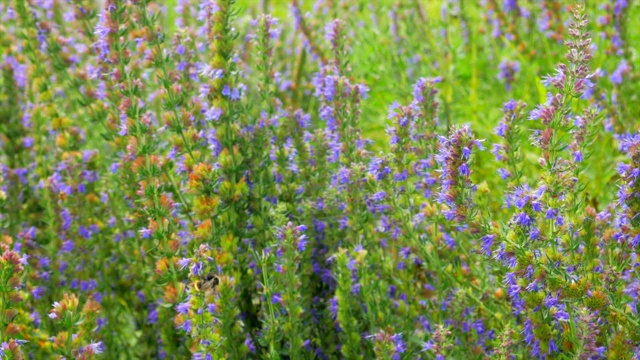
[{"x1": 0, "y1": 0, "x2": 639, "y2": 358}]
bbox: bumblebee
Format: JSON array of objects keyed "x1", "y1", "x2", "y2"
[{"x1": 193, "y1": 273, "x2": 220, "y2": 294}]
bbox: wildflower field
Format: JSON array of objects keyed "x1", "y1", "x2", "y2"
[{"x1": 1, "y1": 0, "x2": 640, "y2": 358}]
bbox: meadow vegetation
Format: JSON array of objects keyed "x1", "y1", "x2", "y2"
[{"x1": 0, "y1": 0, "x2": 639, "y2": 359}]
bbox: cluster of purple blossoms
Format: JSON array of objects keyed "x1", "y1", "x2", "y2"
[
  {"x1": 435, "y1": 125, "x2": 484, "y2": 222},
  {"x1": 497, "y1": 60, "x2": 520, "y2": 91}
]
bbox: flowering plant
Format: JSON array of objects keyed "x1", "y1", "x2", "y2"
[{"x1": 0, "y1": 0, "x2": 638, "y2": 359}]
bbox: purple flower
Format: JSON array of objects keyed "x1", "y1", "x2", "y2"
[
  {"x1": 94, "y1": 11, "x2": 111, "y2": 40},
  {"x1": 32, "y1": 286, "x2": 46, "y2": 299},
  {"x1": 610, "y1": 60, "x2": 630, "y2": 85},
  {"x1": 245, "y1": 334, "x2": 256, "y2": 353},
  {"x1": 324, "y1": 19, "x2": 344, "y2": 49},
  {"x1": 531, "y1": 201, "x2": 542, "y2": 212},
  {"x1": 222, "y1": 85, "x2": 231, "y2": 97},
  {"x1": 498, "y1": 168, "x2": 510, "y2": 180},
  {"x1": 205, "y1": 107, "x2": 223, "y2": 121},
  {"x1": 481, "y1": 234, "x2": 495, "y2": 256},
  {"x1": 22, "y1": 137, "x2": 34, "y2": 148},
  {"x1": 554, "y1": 308, "x2": 570, "y2": 322},
  {"x1": 147, "y1": 309, "x2": 158, "y2": 324},
  {"x1": 573, "y1": 150, "x2": 583, "y2": 163},
  {"x1": 498, "y1": 60, "x2": 520, "y2": 90},
  {"x1": 391, "y1": 333, "x2": 406, "y2": 357},
  {"x1": 178, "y1": 258, "x2": 191, "y2": 270},
  {"x1": 82, "y1": 342, "x2": 104, "y2": 355},
  {"x1": 176, "y1": 302, "x2": 190, "y2": 315},
  {"x1": 182, "y1": 320, "x2": 192, "y2": 332},
  {"x1": 297, "y1": 234, "x2": 308, "y2": 252},
  {"x1": 139, "y1": 228, "x2": 152, "y2": 239},
  {"x1": 207, "y1": 303, "x2": 216, "y2": 314},
  {"x1": 545, "y1": 208, "x2": 557, "y2": 219},
  {"x1": 515, "y1": 212, "x2": 532, "y2": 226},
  {"x1": 271, "y1": 293, "x2": 282, "y2": 304},
  {"x1": 459, "y1": 163, "x2": 470, "y2": 177},
  {"x1": 329, "y1": 297, "x2": 338, "y2": 318}
]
